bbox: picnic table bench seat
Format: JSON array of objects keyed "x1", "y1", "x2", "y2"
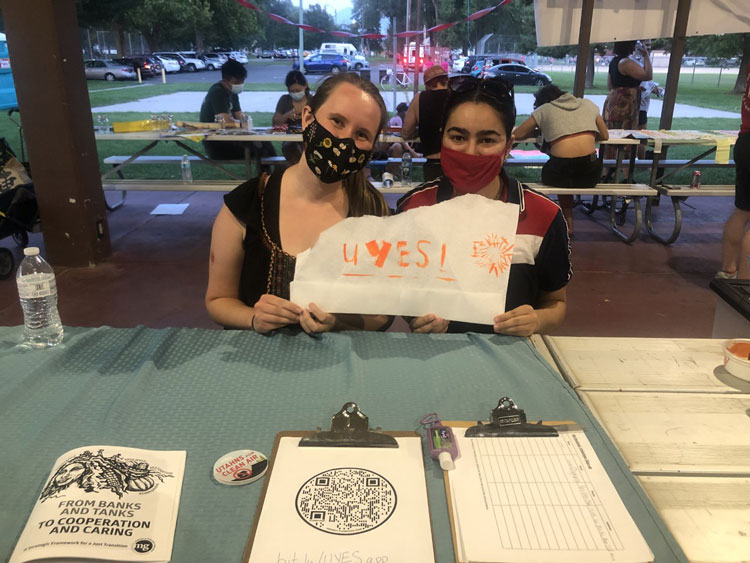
[
  {"x1": 645, "y1": 184, "x2": 735, "y2": 245},
  {"x1": 525, "y1": 183, "x2": 657, "y2": 243}
]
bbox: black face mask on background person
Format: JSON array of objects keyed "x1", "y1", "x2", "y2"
[{"x1": 303, "y1": 116, "x2": 371, "y2": 184}]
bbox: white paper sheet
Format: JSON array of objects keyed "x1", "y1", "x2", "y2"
[
  {"x1": 448, "y1": 427, "x2": 653, "y2": 563},
  {"x1": 290, "y1": 195, "x2": 519, "y2": 324},
  {"x1": 150, "y1": 203, "x2": 189, "y2": 215},
  {"x1": 247, "y1": 436, "x2": 434, "y2": 563}
]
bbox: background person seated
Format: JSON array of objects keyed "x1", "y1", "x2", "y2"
[
  {"x1": 199, "y1": 59, "x2": 276, "y2": 165},
  {"x1": 514, "y1": 84, "x2": 609, "y2": 235},
  {"x1": 402, "y1": 65, "x2": 450, "y2": 182},
  {"x1": 272, "y1": 70, "x2": 312, "y2": 165}
]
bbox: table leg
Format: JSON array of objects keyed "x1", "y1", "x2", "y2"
[
  {"x1": 645, "y1": 195, "x2": 682, "y2": 244},
  {"x1": 656, "y1": 146, "x2": 716, "y2": 186},
  {"x1": 609, "y1": 196, "x2": 643, "y2": 243}
]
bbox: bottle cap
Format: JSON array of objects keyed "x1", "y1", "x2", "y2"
[
  {"x1": 438, "y1": 451, "x2": 455, "y2": 471},
  {"x1": 23, "y1": 247, "x2": 39, "y2": 256},
  {"x1": 213, "y1": 449, "x2": 268, "y2": 486}
]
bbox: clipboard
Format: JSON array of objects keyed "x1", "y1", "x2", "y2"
[
  {"x1": 442, "y1": 397, "x2": 653, "y2": 563},
  {"x1": 243, "y1": 403, "x2": 436, "y2": 563}
]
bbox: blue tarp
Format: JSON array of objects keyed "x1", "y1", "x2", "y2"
[{"x1": 0, "y1": 34, "x2": 18, "y2": 111}]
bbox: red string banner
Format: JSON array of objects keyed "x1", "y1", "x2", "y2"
[{"x1": 236, "y1": 0, "x2": 513, "y2": 40}]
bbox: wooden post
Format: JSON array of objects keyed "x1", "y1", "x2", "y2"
[
  {"x1": 137, "y1": 66, "x2": 142, "y2": 83},
  {"x1": 659, "y1": 0, "x2": 691, "y2": 131},
  {"x1": 573, "y1": 0, "x2": 594, "y2": 98},
  {"x1": 1, "y1": 0, "x2": 111, "y2": 266}
]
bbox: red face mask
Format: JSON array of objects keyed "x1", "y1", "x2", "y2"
[{"x1": 440, "y1": 145, "x2": 505, "y2": 194}]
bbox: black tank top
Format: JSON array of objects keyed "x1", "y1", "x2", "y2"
[
  {"x1": 418, "y1": 89, "x2": 449, "y2": 156},
  {"x1": 609, "y1": 56, "x2": 641, "y2": 88}
]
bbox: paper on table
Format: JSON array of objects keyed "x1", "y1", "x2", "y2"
[
  {"x1": 10, "y1": 446, "x2": 186, "y2": 563},
  {"x1": 150, "y1": 203, "x2": 189, "y2": 215},
  {"x1": 290, "y1": 194, "x2": 519, "y2": 324},
  {"x1": 247, "y1": 436, "x2": 434, "y2": 563},
  {"x1": 448, "y1": 427, "x2": 653, "y2": 563}
]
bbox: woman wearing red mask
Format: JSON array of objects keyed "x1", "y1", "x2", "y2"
[
  {"x1": 396, "y1": 76, "x2": 571, "y2": 336},
  {"x1": 206, "y1": 73, "x2": 392, "y2": 334}
]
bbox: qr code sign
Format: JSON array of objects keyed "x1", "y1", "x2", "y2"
[{"x1": 295, "y1": 467, "x2": 397, "y2": 535}]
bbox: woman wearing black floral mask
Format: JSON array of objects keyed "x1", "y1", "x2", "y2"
[{"x1": 206, "y1": 73, "x2": 391, "y2": 334}]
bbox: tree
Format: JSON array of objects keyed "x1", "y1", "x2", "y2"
[
  {"x1": 77, "y1": 0, "x2": 142, "y2": 55},
  {"x1": 304, "y1": 4, "x2": 336, "y2": 47}
]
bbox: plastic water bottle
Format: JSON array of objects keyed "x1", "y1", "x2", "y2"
[
  {"x1": 181, "y1": 155, "x2": 193, "y2": 183},
  {"x1": 16, "y1": 247, "x2": 63, "y2": 348},
  {"x1": 96, "y1": 114, "x2": 110, "y2": 134},
  {"x1": 400, "y1": 152, "x2": 412, "y2": 186}
]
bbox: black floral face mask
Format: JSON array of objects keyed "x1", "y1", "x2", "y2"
[{"x1": 303, "y1": 116, "x2": 371, "y2": 184}]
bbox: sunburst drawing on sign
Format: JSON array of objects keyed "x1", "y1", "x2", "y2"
[{"x1": 472, "y1": 233, "x2": 514, "y2": 277}]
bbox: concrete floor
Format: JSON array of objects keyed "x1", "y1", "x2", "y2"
[{"x1": 0, "y1": 188, "x2": 730, "y2": 337}]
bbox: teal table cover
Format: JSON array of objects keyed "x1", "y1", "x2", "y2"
[{"x1": 0, "y1": 326, "x2": 687, "y2": 562}]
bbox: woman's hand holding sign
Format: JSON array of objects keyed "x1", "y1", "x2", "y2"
[
  {"x1": 252, "y1": 294, "x2": 303, "y2": 334},
  {"x1": 409, "y1": 313, "x2": 450, "y2": 334},
  {"x1": 493, "y1": 305, "x2": 540, "y2": 337},
  {"x1": 299, "y1": 303, "x2": 337, "y2": 334}
]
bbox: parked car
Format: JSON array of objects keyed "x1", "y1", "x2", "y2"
[
  {"x1": 258, "y1": 49, "x2": 274, "y2": 59},
  {"x1": 155, "y1": 55, "x2": 180, "y2": 73},
  {"x1": 177, "y1": 52, "x2": 207, "y2": 71},
  {"x1": 84, "y1": 59, "x2": 136, "y2": 81},
  {"x1": 152, "y1": 52, "x2": 205, "y2": 72},
  {"x1": 112, "y1": 56, "x2": 161, "y2": 77},
  {"x1": 349, "y1": 53, "x2": 370, "y2": 71},
  {"x1": 452, "y1": 56, "x2": 467, "y2": 72},
  {"x1": 682, "y1": 56, "x2": 706, "y2": 67},
  {"x1": 293, "y1": 53, "x2": 349, "y2": 74},
  {"x1": 471, "y1": 56, "x2": 525, "y2": 77},
  {"x1": 484, "y1": 63, "x2": 551, "y2": 86},
  {"x1": 200, "y1": 52, "x2": 227, "y2": 70}
]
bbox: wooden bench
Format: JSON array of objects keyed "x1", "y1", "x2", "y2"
[
  {"x1": 645, "y1": 184, "x2": 734, "y2": 244},
  {"x1": 526, "y1": 183, "x2": 658, "y2": 243}
]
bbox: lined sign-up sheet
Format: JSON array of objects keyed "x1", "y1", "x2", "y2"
[{"x1": 447, "y1": 426, "x2": 653, "y2": 563}]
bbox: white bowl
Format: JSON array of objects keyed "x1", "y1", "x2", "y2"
[{"x1": 723, "y1": 338, "x2": 750, "y2": 382}]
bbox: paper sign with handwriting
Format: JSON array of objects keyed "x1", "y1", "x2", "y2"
[{"x1": 290, "y1": 194, "x2": 519, "y2": 324}]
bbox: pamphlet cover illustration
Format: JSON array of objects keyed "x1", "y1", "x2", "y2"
[{"x1": 10, "y1": 445, "x2": 186, "y2": 563}]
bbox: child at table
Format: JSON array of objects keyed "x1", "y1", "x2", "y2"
[
  {"x1": 206, "y1": 73, "x2": 392, "y2": 333},
  {"x1": 396, "y1": 76, "x2": 571, "y2": 336}
]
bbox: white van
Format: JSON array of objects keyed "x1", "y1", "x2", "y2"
[{"x1": 320, "y1": 43, "x2": 358, "y2": 56}]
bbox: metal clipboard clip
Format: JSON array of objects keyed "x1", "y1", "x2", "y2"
[
  {"x1": 465, "y1": 397, "x2": 559, "y2": 438},
  {"x1": 299, "y1": 402, "x2": 399, "y2": 448}
]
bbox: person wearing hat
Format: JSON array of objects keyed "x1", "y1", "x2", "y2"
[{"x1": 402, "y1": 65, "x2": 450, "y2": 182}]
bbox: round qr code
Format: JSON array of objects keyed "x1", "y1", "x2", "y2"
[{"x1": 295, "y1": 467, "x2": 397, "y2": 535}]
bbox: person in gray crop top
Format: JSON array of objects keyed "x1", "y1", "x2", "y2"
[{"x1": 514, "y1": 85, "x2": 609, "y2": 235}]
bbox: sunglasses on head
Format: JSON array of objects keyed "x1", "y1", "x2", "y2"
[{"x1": 447, "y1": 75, "x2": 515, "y2": 102}]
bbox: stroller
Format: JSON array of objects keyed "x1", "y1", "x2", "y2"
[{"x1": 0, "y1": 134, "x2": 37, "y2": 280}]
